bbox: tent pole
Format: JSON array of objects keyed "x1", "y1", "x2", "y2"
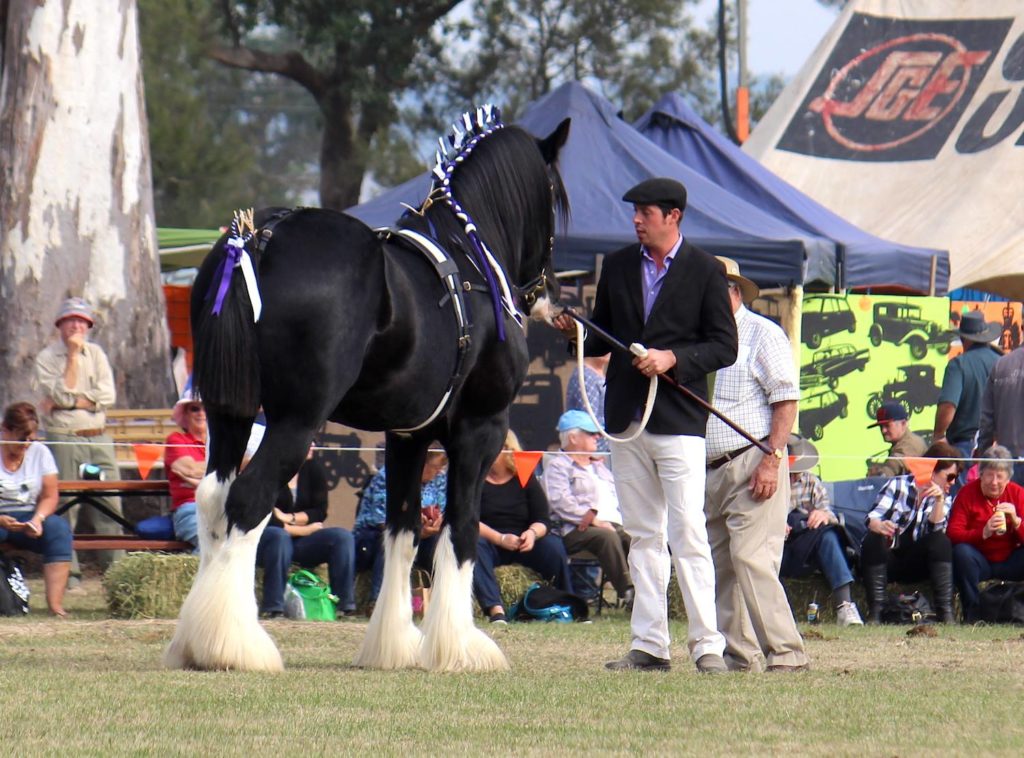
[{"x1": 929, "y1": 255, "x2": 937, "y2": 296}]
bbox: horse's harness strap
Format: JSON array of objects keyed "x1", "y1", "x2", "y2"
[{"x1": 380, "y1": 227, "x2": 473, "y2": 433}]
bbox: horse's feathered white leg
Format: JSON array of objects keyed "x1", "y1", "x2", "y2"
[
  {"x1": 352, "y1": 530, "x2": 423, "y2": 669},
  {"x1": 164, "y1": 474, "x2": 283, "y2": 672},
  {"x1": 419, "y1": 527, "x2": 509, "y2": 672}
]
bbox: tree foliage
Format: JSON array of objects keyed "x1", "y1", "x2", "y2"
[{"x1": 139, "y1": 0, "x2": 320, "y2": 227}]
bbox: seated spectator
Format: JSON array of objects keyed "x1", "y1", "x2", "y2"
[
  {"x1": 256, "y1": 444, "x2": 356, "y2": 618},
  {"x1": 475, "y1": 430, "x2": 573, "y2": 625},
  {"x1": 948, "y1": 445, "x2": 1024, "y2": 622},
  {"x1": 862, "y1": 441, "x2": 961, "y2": 623},
  {"x1": 542, "y1": 410, "x2": 633, "y2": 607},
  {"x1": 781, "y1": 435, "x2": 862, "y2": 626},
  {"x1": 0, "y1": 402, "x2": 73, "y2": 616},
  {"x1": 866, "y1": 401, "x2": 927, "y2": 478},
  {"x1": 354, "y1": 449, "x2": 447, "y2": 604},
  {"x1": 164, "y1": 391, "x2": 206, "y2": 549}
]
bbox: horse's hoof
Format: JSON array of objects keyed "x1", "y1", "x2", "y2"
[
  {"x1": 420, "y1": 623, "x2": 510, "y2": 673},
  {"x1": 352, "y1": 619, "x2": 423, "y2": 670}
]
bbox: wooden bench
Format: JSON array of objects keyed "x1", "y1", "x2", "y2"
[
  {"x1": 58, "y1": 480, "x2": 191, "y2": 552},
  {"x1": 104, "y1": 408, "x2": 179, "y2": 472}
]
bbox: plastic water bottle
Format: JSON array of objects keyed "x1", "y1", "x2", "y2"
[{"x1": 807, "y1": 601, "x2": 819, "y2": 624}]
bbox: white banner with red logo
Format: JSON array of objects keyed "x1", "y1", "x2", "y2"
[{"x1": 745, "y1": 0, "x2": 1024, "y2": 298}]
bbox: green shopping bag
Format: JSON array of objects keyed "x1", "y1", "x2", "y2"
[{"x1": 283, "y1": 569, "x2": 338, "y2": 621}]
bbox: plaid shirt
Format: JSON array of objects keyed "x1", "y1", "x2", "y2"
[
  {"x1": 866, "y1": 474, "x2": 950, "y2": 547},
  {"x1": 789, "y1": 472, "x2": 835, "y2": 520},
  {"x1": 707, "y1": 305, "x2": 799, "y2": 459}
]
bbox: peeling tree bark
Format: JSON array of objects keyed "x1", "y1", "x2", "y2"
[{"x1": 0, "y1": 0, "x2": 173, "y2": 409}]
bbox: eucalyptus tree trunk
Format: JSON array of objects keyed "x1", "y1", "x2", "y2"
[{"x1": 0, "y1": 0, "x2": 174, "y2": 409}]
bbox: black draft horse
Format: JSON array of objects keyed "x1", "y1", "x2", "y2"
[{"x1": 165, "y1": 108, "x2": 570, "y2": 672}]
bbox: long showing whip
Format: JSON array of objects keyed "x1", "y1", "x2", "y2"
[{"x1": 561, "y1": 308, "x2": 773, "y2": 455}]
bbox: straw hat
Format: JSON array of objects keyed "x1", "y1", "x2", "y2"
[
  {"x1": 787, "y1": 433, "x2": 820, "y2": 473},
  {"x1": 715, "y1": 256, "x2": 760, "y2": 304}
]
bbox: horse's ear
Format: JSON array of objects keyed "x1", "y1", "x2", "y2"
[{"x1": 537, "y1": 118, "x2": 571, "y2": 165}]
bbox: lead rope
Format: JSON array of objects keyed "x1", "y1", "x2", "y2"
[{"x1": 573, "y1": 318, "x2": 657, "y2": 444}]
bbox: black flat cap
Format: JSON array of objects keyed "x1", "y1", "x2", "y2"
[{"x1": 622, "y1": 178, "x2": 687, "y2": 212}]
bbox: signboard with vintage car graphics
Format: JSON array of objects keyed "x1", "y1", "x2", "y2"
[
  {"x1": 800, "y1": 293, "x2": 949, "y2": 481},
  {"x1": 745, "y1": 1, "x2": 1024, "y2": 300}
]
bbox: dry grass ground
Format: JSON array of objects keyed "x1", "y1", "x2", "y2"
[{"x1": 2, "y1": 577, "x2": 1024, "y2": 755}]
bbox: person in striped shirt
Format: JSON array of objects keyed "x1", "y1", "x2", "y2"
[{"x1": 862, "y1": 440, "x2": 961, "y2": 623}]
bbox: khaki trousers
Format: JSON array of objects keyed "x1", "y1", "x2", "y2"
[
  {"x1": 47, "y1": 432, "x2": 125, "y2": 572},
  {"x1": 705, "y1": 446, "x2": 807, "y2": 670},
  {"x1": 561, "y1": 524, "x2": 632, "y2": 595}
]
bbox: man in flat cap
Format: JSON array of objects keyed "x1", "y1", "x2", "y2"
[
  {"x1": 34, "y1": 297, "x2": 124, "y2": 580},
  {"x1": 555, "y1": 177, "x2": 736, "y2": 673}
]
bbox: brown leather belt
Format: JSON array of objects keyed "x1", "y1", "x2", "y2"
[
  {"x1": 707, "y1": 444, "x2": 756, "y2": 470},
  {"x1": 73, "y1": 428, "x2": 106, "y2": 438},
  {"x1": 707, "y1": 437, "x2": 770, "y2": 471}
]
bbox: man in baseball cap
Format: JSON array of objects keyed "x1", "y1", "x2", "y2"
[{"x1": 867, "y1": 401, "x2": 926, "y2": 478}]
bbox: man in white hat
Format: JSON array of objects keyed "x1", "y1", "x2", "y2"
[
  {"x1": 782, "y1": 434, "x2": 862, "y2": 626},
  {"x1": 34, "y1": 297, "x2": 124, "y2": 577},
  {"x1": 705, "y1": 257, "x2": 809, "y2": 672}
]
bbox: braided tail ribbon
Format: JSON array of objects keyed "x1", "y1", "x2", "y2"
[{"x1": 210, "y1": 209, "x2": 262, "y2": 322}]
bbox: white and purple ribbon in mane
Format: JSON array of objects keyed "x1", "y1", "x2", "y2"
[
  {"x1": 430, "y1": 105, "x2": 520, "y2": 342},
  {"x1": 210, "y1": 209, "x2": 262, "y2": 322}
]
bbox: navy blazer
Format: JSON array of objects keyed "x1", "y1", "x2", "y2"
[{"x1": 584, "y1": 241, "x2": 738, "y2": 436}]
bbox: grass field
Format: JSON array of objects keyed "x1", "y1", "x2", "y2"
[{"x1": 3, "y1": 577, "x2": 1024, "y2": 756}]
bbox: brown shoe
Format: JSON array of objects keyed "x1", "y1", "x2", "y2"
[
  {"x1": 766, "y1": 663, "x2": 810, "y2": 673},
  {"x1": 605, "y1": 649, "x2": 670, "y2": 672}
]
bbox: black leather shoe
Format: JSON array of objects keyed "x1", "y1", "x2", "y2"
[{"x1": 604, "y1": 649, "x2": 670, "y2": 672}]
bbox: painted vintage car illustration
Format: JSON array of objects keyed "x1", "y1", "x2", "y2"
[
  {"x1": 802, "y1": 294, "x2": 857, "y2": 349},
  {"x1": 800, "y1": 388, "x2": 849, "y2": 441},
  {"x1": 865, "y1": 364, "x2": 942, "y2": 420},
  {"x1": 868, "y1": 302, "x2": 953, "y2": 359},
  {"x1": 800, "y1": 343, "x2": 870, "y2": 390}
]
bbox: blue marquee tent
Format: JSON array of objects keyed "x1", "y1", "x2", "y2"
[
  {"x1": 634, "y1": 92, "x2": 950, "y2": 294},
  {"x1": 348, "y1": 82, "x2": 835, "y2": 290}
]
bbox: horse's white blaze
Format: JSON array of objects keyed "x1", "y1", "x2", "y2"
[
  {"x1": 420, "y1": 527, "x2": 509, "y2": 672},
  {"x1": 163, "y1": 474, "x2": 283, "y2": 672},
  {"x1": 352, "y1": 530, "x2": 423, "y2": 669}
]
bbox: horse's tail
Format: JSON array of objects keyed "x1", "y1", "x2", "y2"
[{"x1": 190, "y1": 229, "x2": 262, "y2": 420}]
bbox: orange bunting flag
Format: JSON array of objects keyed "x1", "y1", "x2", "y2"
[
  {"x1": 512, "y1": 451, "x2": 543, "y2": 488},
  {"x1": 904, "y1": 457, "x2": 936, "y2": 489},
  {"x1": 133, "y1": 444, "x2": 163, "y2": 480}
]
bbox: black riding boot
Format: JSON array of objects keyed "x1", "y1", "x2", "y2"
[
  {"x1": 930, "y1": 561, "x2": 957, "y2": 623},
  {"x1": 863, "y1": 564, "x2": 888, "y2": 624}
]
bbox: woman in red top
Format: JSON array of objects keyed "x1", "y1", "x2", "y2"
[
  {"x1": 948, "y1": 445, "x2": 1024, "y2": 621},
  {"x1": 163, "y1": 393, "x2": 207, "y2": 549}
]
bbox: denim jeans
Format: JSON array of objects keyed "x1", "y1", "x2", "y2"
[
  {"x1": 952, "y1": 543, "x2": 1024, "y2": 621},
  {"x1": 781, "y1": 526, "x2": 854, "y2": 590},
  {"x1": 172, "y1": 501, "x2": 199, "y2": 551},
  {"x1": 472, "y1": 534, "x2": 574, "y2": 611},
  {"x1": 0, "y1": 511, "x2": 73, "y2": 563},
  {"x1": 256, "y1": 525, "x2": 356, "y2": 613}
]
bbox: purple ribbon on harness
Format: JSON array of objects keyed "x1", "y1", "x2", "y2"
[
  {"x1": 210, "y1": 237, "x2": 245, "y2": 315},
  {"x1": 466, "y1": 231, "x2": 507, "y2": 342}
]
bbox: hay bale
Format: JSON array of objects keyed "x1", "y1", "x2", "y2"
[{"x1": 104, "y1": 552, "x2": 198, "y2": 619}]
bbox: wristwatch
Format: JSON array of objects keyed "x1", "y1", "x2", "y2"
[{"x1": 770, "y1": 448, "x2": 784, "y2": 462}]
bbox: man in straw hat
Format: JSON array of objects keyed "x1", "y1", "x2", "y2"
[
  {"x1": 782, "y1": 434, "x2": 862, "y2": 626},
  {"x1": 553, "y1": 177, "x2": 735, "y2": 674},
  {"x1": 33, "y1": 297, "x2": 124, "y2": 579},
  {"x1": 704, "y1": 256, "x2": 809, "y2": 672},
  {"x1": 934, "y1": 310, "x2": 1002, "y2": 473}
]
